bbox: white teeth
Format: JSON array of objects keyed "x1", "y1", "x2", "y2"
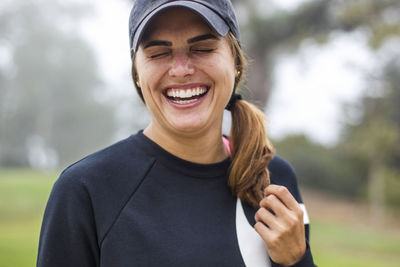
[
  {"x1": 166, "y1": 87, "x2": 207, "y2": 99},
  {"x1": 173, "y1": 98, "x2": 198, "y2": 104}
]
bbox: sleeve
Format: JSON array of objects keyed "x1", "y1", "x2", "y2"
[
  {"x1": 37, "y1": 170, "x2": 100, "y2": 267},
  {"x1": 270, "y1": 243, "x2": 315, "y2": 267},
  {"x1": 269, "y1": 156, "x2": 317, "y2": 267}
]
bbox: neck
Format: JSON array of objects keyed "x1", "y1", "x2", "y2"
[{"x1": 143, "y1": 123, "x2": 228, "y2": 164}]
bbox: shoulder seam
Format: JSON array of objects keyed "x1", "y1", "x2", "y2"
[{"x1": 99, "y1": 159, "x2": 156, "y2": 246}]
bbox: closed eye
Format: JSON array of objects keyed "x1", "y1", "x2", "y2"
[
  {"x1": 192, "y1": 48, "x2": 214, "y2": 53},
  {"x1": 149, "y1": 52, "x2": 170, "y2": 59},
  {"x1": 190, "y1": 39, "x2": 218, "y2": 54}
]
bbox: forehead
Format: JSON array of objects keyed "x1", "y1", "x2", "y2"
[{"x1": 141, "y1": 7, "x2": 215, "y2": 42}]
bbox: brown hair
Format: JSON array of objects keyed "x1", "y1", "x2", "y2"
[
  {"x1": 131, "y1": 52, "x2": 144, "y2": 102},
  {"x1": 226, "y1": 32, "x2": 274, "y2": 207},
  {"x1": 131, "y1": 32, "x2": 274, "y2": 207}
]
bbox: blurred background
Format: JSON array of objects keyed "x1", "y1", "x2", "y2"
[{"x1": 0, "y1": 0, "x2": 399, "y2": 266}]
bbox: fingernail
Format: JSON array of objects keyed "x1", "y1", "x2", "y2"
[{"x1": 263, "y1": 187, "x2": 268, "y2": 197}]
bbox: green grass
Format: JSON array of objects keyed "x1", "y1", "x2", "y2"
[
  {"x1": 311, "y1": 219, "x2": 400, "y2": 267},
  {"x1": 1, "y1": 169, "x2": 400, "y2": 267},
  {"x1": 0, "y1": 169, "x2": 57, "y2": 267}
]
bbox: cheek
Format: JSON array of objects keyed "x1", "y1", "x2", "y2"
[
  {"x1": 136, "y1": 60, "x2": 166, "y2": 94},
  {"x1": 200, "y1": 58, "x2": 235, "y2": 82},
  {"x1": 135, "y1": 53, "x2": 160, "y2": 84},
  {"x1": 214, "y1": 61, "x2": 236, "y2": 90},
  {"x1": 135, "y1": 64, "x2": 158, "y2": 107}
]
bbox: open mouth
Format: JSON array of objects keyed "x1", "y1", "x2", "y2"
[{"x1": 164, "y1": 86, "x2": 210, "y2": 105}]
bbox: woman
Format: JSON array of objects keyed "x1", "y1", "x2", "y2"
[{"x1": 37, "y1": 0, "x2": 316, "y2": 266}]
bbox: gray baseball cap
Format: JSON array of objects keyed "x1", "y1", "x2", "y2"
[{"x1": 129, "y1": 0, "x2": 240, "y2": 56}]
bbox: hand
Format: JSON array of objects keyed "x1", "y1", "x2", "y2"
[{"x1": 254, "y1": 185, "x2": 306, "y2": 266}]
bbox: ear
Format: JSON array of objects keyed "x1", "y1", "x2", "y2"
[
  {"x1": 133, "y1": 71, "x2": 141, "y2": 88},
  {"x1": 135, "y1": 78, "x2": 140, "y2": 88}
]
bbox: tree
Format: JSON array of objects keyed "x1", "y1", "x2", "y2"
[
  {"x1": 341, "y1": 56, "x2": 400, "y2": 222},
  {"x1": 0, "y1": 0, "x2": 117, "y2": 168},
  {"x1": 231, "y1": 0, "x2": 400, "y2": 109}
]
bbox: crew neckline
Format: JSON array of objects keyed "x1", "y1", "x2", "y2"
[{"x1": 131, "y1": 131, "x2": 231, "y2": 179}]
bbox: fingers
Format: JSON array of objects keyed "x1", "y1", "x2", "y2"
[
  {"x1": 256, "y1": 194, "x2": 301, "y2": 232},
  {"x1": 255, "y1": 206, "x2": 282, "y2": 231},
  {"x1": 257, "y1": 185, "x2": 304, "y2": 236},
  {"x1": 254, "y1": 221, "x2": 271, "y2": 239},
  {"x1": 259, "y1": 194, "x2": 287, "y2": 220},
  {"x1": 263, "y1": 185, "x2": 303, "y2": 216},
  {"x1": 254, "y1": 185, "x2": 307, "y2": 266}
]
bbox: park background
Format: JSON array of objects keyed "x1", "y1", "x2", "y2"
[{"x1": 1, "y1": 0, "x2": 399, "y2": 266}]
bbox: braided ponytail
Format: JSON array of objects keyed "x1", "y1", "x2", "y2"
[{"x1": 226, "y1": 32, "x2": 275, "y2": 207}]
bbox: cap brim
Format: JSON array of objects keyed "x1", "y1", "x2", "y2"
[{"x1": 132, "y1": 1, "x2": 230, "y2": 52}]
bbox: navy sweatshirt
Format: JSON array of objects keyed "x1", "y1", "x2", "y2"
[{"x1": 37, "y1": 131, "x2": 316, "y2": 267}]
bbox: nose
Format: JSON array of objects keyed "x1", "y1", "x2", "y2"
[{"x1": 168, "y1": 51, "x2": 195, "y2": 78}]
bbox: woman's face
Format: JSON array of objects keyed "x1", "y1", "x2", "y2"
[{"x1": 134, "y1": 7, "x2": 236, "y2": 136}]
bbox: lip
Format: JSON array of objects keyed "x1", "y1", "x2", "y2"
[{"x1": 162, "y1": 83, "x2": 211, "y2": 109}]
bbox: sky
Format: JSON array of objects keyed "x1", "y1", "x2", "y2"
[{"x1": 77, "y1": 0, "x2": 374, "y2": 146}]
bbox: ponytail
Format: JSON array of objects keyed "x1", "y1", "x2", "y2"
[
  {"x1": 226, "y1": 32, "x2": 275, "y2": 207},
  {"x1": 228, "y1": 100, "x2": 274, "y2": 207}
]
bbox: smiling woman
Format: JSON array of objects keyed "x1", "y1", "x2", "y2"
[
  {"x1": 37, "y1": 1, "x2": 316, "y2": 267},
  {"x1": 133, "y1": 8, "x2": 236, "y2": 161}
]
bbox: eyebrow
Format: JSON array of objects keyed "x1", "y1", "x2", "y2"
[
  {"x1": 187, "y1": 34, "x2": 219, "y2": 44},
  {"x1": 143, "y1": 34, "x2": 219, "y2": 49},
  {"x1": 144, "y1": 40, "x2": 172, "y2": 49}
]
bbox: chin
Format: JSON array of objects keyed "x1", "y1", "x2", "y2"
[{"x1": 171, "y1": 121, "x2": 207, "y2": 134}]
